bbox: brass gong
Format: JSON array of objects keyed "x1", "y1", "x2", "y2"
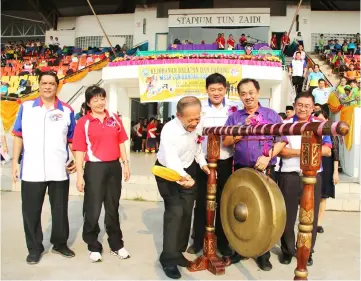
[{"x1": 220, "y1": 168, "x2": 286, "y2": 258}]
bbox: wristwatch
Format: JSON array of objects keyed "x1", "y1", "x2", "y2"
[{"x1": 121, "y1": 160, "x2": 129, "y2": 164}]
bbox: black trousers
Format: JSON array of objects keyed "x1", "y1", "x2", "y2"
[
  {"x1": 21, "y1": 180, "x2": 70, "y2": 254},
  {"x1": 234, "y1": 164, "x2": 277, "y2": 261},
  {"x1": 134, "y1": 136, "x2": 142, "y2": 151},
  {"x1": 155, "y1": 160, "x2": 197, "y2": 267},
  {"x1": 278, "y1": 172, "x2": 322, "y2": 256},
  {"x1": 82, "y1": 160, "x2": 123, "y2": 253},
  {"x1": 292, "y1": 76, "x2": 305, "y2": 94},
  {"x1": 321, "y1": 103, "x2": 330, "y2": 116},
  {"x1": 192, "y1": 157, "x2": 233, "y2": 248}
]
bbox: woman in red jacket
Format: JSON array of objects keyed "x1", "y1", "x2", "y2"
[{"x1": 72, "y1": 85, "x2": 131, "y2": 263}]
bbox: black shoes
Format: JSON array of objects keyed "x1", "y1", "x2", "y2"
[
  {"x1": 317, "y1": 226, "x2": 324, "y2": 233},
  {"x1": 280, "y1": 253, "x2": 293, "y2": 264},
  {"x1": 256, "y1": 257, "x2": 273, "y2": 271},
  {"x1": 163, "y1": 265, "x2": 181, "y2": 279},
  {"x1": 52, "y1": 245, "x2": 75, "y2": 258},
  {"x1": 307, "y1": 254, "x2": 313, "y2": 266},
  {"x1": 186, "y1": 244, "x2": 202, "y2": 254},
  {"x1": 26, "y1": 253, "x2": 42, "y2": 265},
  {"x1": 178, "y1": 255, "x2": 189, "y2": 267},
  {"x1": 218, "y1": 244, "x2": 233, "y2": 257},
  {"x1": 229, "y1": 252, "x2": 249, "y2": 264}
]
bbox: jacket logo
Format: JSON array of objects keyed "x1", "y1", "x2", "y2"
[{"x1": 49, "y1": 113, "x2": 63, "y2": 121}]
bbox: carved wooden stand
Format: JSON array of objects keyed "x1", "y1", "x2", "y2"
[
  {"x1": 187, "y1": 134, "x2": 231, "y2": 275},
  {"x1": 191, "y1": 121, "x2": 349, "y2": 278},
  {"x1": 294, "y1": 131, "x2": 322, "y2": 280}
]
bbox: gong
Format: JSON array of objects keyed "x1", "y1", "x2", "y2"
[{"x1": 220, "y1": 168, "x2": 286, "y2": 258}]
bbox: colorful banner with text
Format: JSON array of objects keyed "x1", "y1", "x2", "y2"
[{"x1": 139, "y1": 64, "x2": 242, "y2": 103}]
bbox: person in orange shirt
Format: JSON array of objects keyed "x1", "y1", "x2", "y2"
[{"x1": 344, "y1": 64, "x2": 360, "y2": 81}]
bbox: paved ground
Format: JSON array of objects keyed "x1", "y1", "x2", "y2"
[{"x1": 1, "y1": 192, "x2": 360, "y2": 280}]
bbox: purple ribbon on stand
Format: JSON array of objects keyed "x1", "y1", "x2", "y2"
[{"x1": 249, "y1": 115, "x2": 270, "y2": 157}]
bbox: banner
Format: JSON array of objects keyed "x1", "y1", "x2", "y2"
[
  {"x1": 168, "y1": 13, "x2": 270, "y2": 27},
  {"x1": 139, "y1": 64, "x2": 242, "y2": 103}
]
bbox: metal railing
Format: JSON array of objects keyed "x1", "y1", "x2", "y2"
[{"x1": 67, "y1": 79, "x2": 103, "y2": 105}]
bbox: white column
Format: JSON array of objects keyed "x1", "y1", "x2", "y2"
[
  {"x1": 108, "y1": 83, "x2": 118, "y2": 114},
  {"x1": 270, "y1": 83, "x2": 283, "y2": 113},
  {"x1": 117, "y1": 88, "x2": 131, "y2": 159}
]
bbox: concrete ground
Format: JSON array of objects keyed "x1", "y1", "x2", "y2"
[{"x1": 1, "y1": 191, "x2": 360, "y2": 280}]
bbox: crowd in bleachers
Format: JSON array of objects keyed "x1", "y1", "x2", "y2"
[{"x1": 1, "y1": 39, "x2": 112, "y2": 98}]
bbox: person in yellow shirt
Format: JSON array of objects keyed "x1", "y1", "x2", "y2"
[{"x1": 336, "y1": 77, "x2": 347, "y2": 95}]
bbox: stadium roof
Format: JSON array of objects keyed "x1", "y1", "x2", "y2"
[{"x1": 1, "y1": 0, "x2": 360, "y2": 30}]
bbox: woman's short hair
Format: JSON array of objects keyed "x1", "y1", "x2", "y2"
[{"x1": 85, "y1": 85, "x2": 106, "y2": 111}]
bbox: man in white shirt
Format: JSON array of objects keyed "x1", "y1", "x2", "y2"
[
  {"x1": 12, "y1": 72, "x2": 77, "y2": 265},
  {"x1": 278, "y1": 92, "x2": 332, "y2": 267},
  {"x1": 156, "y1": 96, "x2": 209, "y2": 279},
  {"x1": 187, "y1": 73, "x2": 234, "y2": 257},
  {"x1": 289, "y1": 52, "x2": 307, "y2": 94},
  {"x1": 311, "y1": 79, "x2": 334, "y2": 116}
]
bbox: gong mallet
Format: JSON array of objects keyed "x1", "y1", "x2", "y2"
[{"x1": 188, "y1": 121, "x2": 349, "y2": 279}]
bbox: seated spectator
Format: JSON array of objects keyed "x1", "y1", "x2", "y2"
[
  {"x1": 355, "y1": 44, "x2": 360, "y2": 55},
  {"x1": 307, "y1": 64, "x2": 325, "y2": 93},
  {"x1": 331, "y1": 51, "x2": 347, "y2": 73},
  {"x1": 245, "y1": 46, "x2": 252, "y2": 56},
  {"x1": 348, "y1": 39, "x2": 356, "y2": 55},
  {"x1": 0, "y1": 82, "x2": 9, "y2": 96},
  {"x1": 344, "y1": 64, "x2": 360, "y2": 81},
  {"x1": 312, "y1": 79, "x2": 334, "y2": 115},
  {"x1": 342, "y1": 42, "x2": 348, "y2": 54},
  {"x1": 334, "y1": 39, "x2": 342, "y2": 51},
  {"x1": 239, "y1": 34, "x2": 248, "y2": 47}
]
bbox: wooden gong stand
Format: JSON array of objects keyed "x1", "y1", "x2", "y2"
[{"x1": 187, "y1": 121, "x2": 349, "y2": 280}]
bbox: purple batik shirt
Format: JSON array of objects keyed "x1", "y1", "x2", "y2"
[{"x1": 225, "y1": 105, "x2": 287, "y2": 167}]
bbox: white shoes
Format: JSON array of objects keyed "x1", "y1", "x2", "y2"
[
  {"x1": 89, "y1": 251, "x2": 102, "y2": 262},
  {"x1": 89, "y1": 247, "x2": 130, "y2": 262},
  {"x1": 110, "y1": 247, "x2": 130, "y2": 259}
]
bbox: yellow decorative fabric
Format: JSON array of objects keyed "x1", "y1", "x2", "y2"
[
  {"x1": 64, "y1": 69, "x2": 89, "y2": 83},
  {"x1": 1, "y1": 101, "x2": 20, "y2": 132},
  {"x1": 340, "y1": 105, "x2": 359, "y2": 150},
  {"x1": 90, "y1": 59, "x2": 108, "y2": 71},
  {"x1": 328, "y1": 92, "x2": 342, "y2": 114}
]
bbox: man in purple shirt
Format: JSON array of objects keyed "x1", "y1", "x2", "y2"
[{"x1": 223, "y1": 78, "x2": 287, "y2": 271}]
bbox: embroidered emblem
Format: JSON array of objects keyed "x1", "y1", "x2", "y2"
[
  {"x1": 49, "y1": 113, "x2": 63, "y2": 121},
  {"x1": 105, "y1": 117, "x2": 117, "y2": 127}
]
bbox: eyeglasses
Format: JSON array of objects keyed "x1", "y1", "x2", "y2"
[{"x1": 296, "y1": 103, "x2": 312, "y2": 110}]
